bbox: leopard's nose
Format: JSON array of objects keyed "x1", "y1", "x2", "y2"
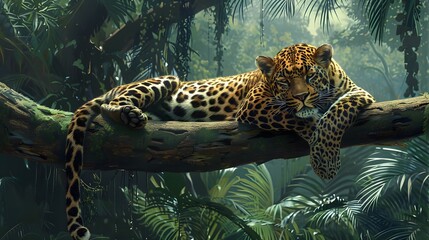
[{"x1": 294, "y1": 92, "x2": 309, "y2": 101}]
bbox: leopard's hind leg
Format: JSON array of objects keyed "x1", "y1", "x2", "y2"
[{"x1": 101, "y1": 76, "x2": 181, "y2": 128}]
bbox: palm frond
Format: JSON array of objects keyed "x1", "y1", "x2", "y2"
[
  {"x1": 323, "y1": 147, "x2": 374, "y2": 196},
  {"x1": 300, "y1": 0, "x2": 343, "y2": 31},
  {"x1": 0, "y1": 222, "x2": 26, "y2": 240},
  {"x1": 374, "y1": 221, "x2": 420, "y2": 240},
  {"x1": 309, "y1": 197, "x2": 360, "y2": 238},
  {"x1": 283, "y1": 171, "x2": 328, "y2": 207},
  {"x1": 358, "y1": 138, "x2": 429, "y2": 211},
  {"x1": 200, "y1": 168, "x2": 240, "y2": 199},
  {"x1": 229, "y1": 0, "x2": 253, "y2": 21},
  {"x1": 357, "y1": 152, "x2": 410, "y2": 210},
  {"x1": 227, "y1": 218, "x2": 278, "y2": 240},
  {"x1": 270, "y1": 157, "x2": 310, "y2": 200},
  {"x1": 230, "y1": 165, "x2": 274, "y2": 212},
  {"x1": 279, "y1": 148, "x2": 373, "y2": 209},
  {"x1": 264, "y1": 0, "x2": 296, "y2": 19},
  {"x1": 274, "y1": 146, "x2": 381, "y2": 239},
  {"x1": 5, "y1": 0, "x2": 63, "y2": 29},
  {"x1": 5, "y1": 0, "x2": 64, "y2": 49},
  {"x1": 125, "y1": 187, "x2": 262, "y2": 240},
  {"x1": 359, "y1": 0, "x2": 395, "y2": 42},
  {"x1": 280, "y1": 214, "x2": 326, "y2": 240},
  {"x1": 355, "y1": 137, "x2": 429, "y2": 239}
]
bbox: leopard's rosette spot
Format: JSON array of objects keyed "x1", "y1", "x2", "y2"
[{"x1": 310, "y1": 140, "x2": 341, "y2": 180}]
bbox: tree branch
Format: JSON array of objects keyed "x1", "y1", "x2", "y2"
[{"x1": 0, "y1": 82, "x2": 427, "y2": 172}]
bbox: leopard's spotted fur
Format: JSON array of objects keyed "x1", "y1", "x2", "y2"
[{"x1": 65, "y1": 43, "x2": 375, "y2": 239}]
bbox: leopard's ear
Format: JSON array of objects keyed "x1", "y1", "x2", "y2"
[
  {"x1": 256, "y1": 56, "x2": 275, "y2": 78},
  {"x1": 314, "y1": 44, "x2": 333, "y2": 68}
]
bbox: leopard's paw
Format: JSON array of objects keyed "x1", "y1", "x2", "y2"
[
  {"x1": 120, "y1": 105, "x2": 148, "y2": 129},
  {"x1": 310, "y1": 140, "x2": 341, "y2": 180}
]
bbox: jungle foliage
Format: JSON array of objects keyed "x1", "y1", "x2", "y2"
[
  {"x1": 121, "y1": 137, "x2": 429, "y2": 240},
  {"x1": 0, "y1": 0, "x2": 428, "y2": 239}
]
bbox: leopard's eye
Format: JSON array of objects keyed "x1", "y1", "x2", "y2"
[
  {"x1": 277, "y1": 81, "x2": 289, "y2": 89},
  {"x1": 306, "y1": 73, "x2": 316, "y2": 83},
  {"x1": 306, "y1": 68, "x2": 317, "y2": 83}
]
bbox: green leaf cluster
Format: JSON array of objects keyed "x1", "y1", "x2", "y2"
[{"x1": 121, "y1": 138, "x2": 429, "y2": 240}]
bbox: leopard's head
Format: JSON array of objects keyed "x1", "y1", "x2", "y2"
[{"x1": 256, "y1": 43, "x2": 335, "y2": 119}]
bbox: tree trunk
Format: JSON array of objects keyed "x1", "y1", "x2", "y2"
[{"x1": 0, "y1": 82, "x2": 427, "y2": 172}]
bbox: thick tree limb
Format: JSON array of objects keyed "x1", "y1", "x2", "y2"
[{"x1": 0, "y1": 82, "x2": 428, "y2": 172}]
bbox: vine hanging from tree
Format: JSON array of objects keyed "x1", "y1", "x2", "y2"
[{"x1": 396, "y1": 0, "x2": 422, "y2": 97}]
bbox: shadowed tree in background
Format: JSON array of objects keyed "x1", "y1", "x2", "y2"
[{"x1": 0, "y1": 0, "x2": 254, "y2": 110}]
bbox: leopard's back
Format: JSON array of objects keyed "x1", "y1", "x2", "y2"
[{"x1": 149, "y1": 74, "x2": 260, "y2": 121}]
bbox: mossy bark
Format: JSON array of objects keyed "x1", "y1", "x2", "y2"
[{"x1": 0, "y1": 82, "x2": 428, "y2": 172}]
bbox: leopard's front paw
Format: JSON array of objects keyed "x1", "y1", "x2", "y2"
[
  {"x1": 120, "y1": 105, "x2": 148, "y2": 129},
  {"x1": 310, "y1": 140, "x2": 341, "y2": 180}
]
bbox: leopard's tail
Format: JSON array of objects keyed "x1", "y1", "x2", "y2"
[{"x1": 65, "y1": 97, "x2": 105, "y2": 240}]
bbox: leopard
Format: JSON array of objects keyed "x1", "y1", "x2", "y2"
[{"x1": 65, "y1": 43, "x2": 375, "y2": 239}]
